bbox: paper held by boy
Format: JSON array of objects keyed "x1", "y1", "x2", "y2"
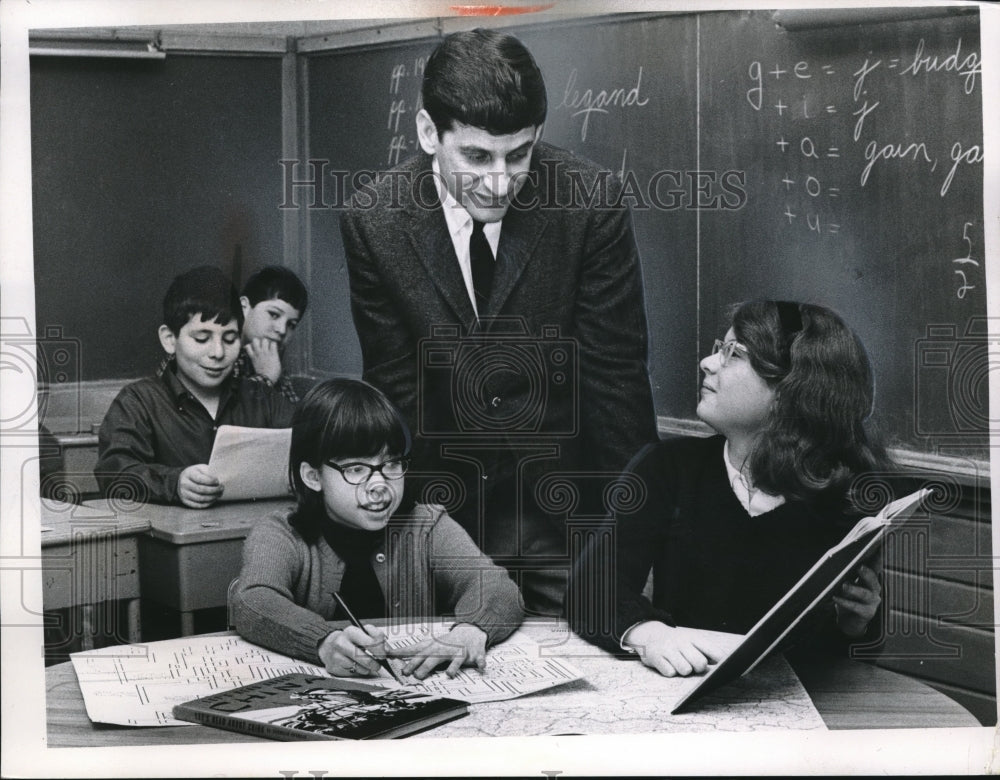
[{"x1": 207, "y1": 425, "x2": 293, "y2": 501}]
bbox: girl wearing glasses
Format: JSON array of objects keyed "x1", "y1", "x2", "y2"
[
  {"x1": 570, "y1": 300, "x2": 891, "y2": 677},
  {"x1": 232, "y1": 378, "x2": 523, "y2": 680}
]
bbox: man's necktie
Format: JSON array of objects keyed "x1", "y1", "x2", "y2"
[{"x1": 470, "y1": 219, "x2": 495, "y2": 315}]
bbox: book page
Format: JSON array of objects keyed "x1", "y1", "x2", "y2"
[
  {"x1": 830, "y1": 487, "x2": 933, "y2": 553},
  {"x1": 206, "y1": 425, "x2": 292, "y2": 501}
]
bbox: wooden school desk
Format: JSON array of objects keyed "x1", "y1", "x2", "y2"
[
  {"x1": 44, "y1": 622, "x2": 979, "y2": 747},
  {"x1": 80, "y1": 498, "x2": 294, "y2": 637},
  {"x1": 41, "y1": 498, "x2": 151, "y2": 649}
]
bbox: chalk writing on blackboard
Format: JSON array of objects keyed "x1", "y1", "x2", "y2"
[
  {"x1": 554, "y1": 67, "x2": 649, "y2": 142},
  {"x1": 952, "y1": 221, "x2": 979, "y2": 300},
  {"x1": 386, "y1": 56, "x2": 427, "y2": 166},
  {"x1": 747, "y1": 60, "x2": 763, "y2": 109},
  {"x1": 860, "y1": 141, "x2": 935, "y2": 187},
  {"x1": 898, "y1": 38, "x2": 981, "y2": 94},
  {"x1": 941, "y1": 142, "x2": 984, "y2": 197},
  {"x1": 745, "y1": 33, "x2": 981, "y2": 240}
]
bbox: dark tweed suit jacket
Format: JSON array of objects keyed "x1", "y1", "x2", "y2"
[{"x1": 340, "y1": 142, "x2": 657, "y2": 561}]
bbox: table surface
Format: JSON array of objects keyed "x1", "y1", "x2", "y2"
[
  {"x1": 45, "y1": 624, "x2": 979, "y2": 747},
  {"x1": 41, "y1": 498, "x2": 151, "y2": 547},
  {"x1": 80, "y1": 498, "x2": 294, "y2": 544}
]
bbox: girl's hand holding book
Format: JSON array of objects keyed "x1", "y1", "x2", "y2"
[{"x1": 833, "y1": 562, "x2": 882, "y2": 637}]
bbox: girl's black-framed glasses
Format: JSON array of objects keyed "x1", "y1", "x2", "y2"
[{"x1": 324, "y1": 457, "x2": 410, "y2": 484}]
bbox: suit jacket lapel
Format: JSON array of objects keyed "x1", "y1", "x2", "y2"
[
  {"x1": 401, "y1": 152, "x2": 550, "y2": 323},
  {"x1": 404, "y1": 157, "x2": 478, "y2": 326},
  {"x1": 487, "y1": 183, "x2": 549, "y2": 318}
]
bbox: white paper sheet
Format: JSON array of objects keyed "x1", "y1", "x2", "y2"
[
  {"x1": 334, "y1": 621, "x2": 586, "y2": 704},
  {"x1": 207, "y1": 425, "x2": 292, "y2": 501},
  {"x1": 69, "y1": 635, "x2": 327, "y2": 726}
]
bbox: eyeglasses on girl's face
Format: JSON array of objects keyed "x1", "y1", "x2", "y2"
[
  {"x1": 323, "y1": 457, "x2": 410, "y2": 485},
  {"x1": 711, "y1": 339, "x2": 750, "y2": 368}
]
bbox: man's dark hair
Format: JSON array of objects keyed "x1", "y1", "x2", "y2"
[
  {"x1": 162, "y1": 265, "x2": 241, "y2": 335},
  {"x1": 422, "y1": 28, "x2": 547, "y2": 136},
  {"x1": 241, "y1": 265, "x2": 309, "y2": 315}
]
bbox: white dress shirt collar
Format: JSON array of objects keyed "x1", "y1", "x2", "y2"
[
  {"x1": 432, "y1": 158, "x2": 501, "y2": 315},
  {"x1": 723, "y1": 440, "x2": 785, "y2": 517}
]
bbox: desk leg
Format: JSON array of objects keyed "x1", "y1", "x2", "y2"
[
  {"x1": 179, "y1": 611, "x2": 195, "y2": 637},
  {"x1": 126, "y1": 598, "x2": 142, "y2": 643}
]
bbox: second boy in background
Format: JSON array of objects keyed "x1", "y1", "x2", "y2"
[
  {"x1": 96, "y1": 265, "x2": 296, "y2": 507},
  {"x1": 237, "y1": 265, "x2": 309, "y2": 403}
]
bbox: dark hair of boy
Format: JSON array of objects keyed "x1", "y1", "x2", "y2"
[
  {"x1": 288, "y1": 378, "x2": 411, "y2": 542},
  {"x1": 241, "y1": 265, "x2": 309, "y2": 315},
  {"x1": 162, "y1": 265, "x2": 242, "y2": 335},
  {"x1": 421, "y1": 28, "x2": 548, "y2": 136}
]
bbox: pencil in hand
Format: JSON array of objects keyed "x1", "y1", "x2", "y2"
[{"x1": 331, "y1": 591, "x2": 406, "y2": 685}]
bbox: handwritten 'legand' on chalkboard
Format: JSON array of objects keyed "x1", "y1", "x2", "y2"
[{"x1": 302, "y1": 9, "x2": 985, "y2": 460}]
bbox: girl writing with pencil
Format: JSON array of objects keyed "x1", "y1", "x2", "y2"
[
  {"x1": 569, "y1": 300, "x2": 892, "y2": 677},
  {"x1": 232, "y1": 378, "x2": 524, "y2": 680}
]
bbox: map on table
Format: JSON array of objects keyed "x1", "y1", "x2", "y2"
[
  {"x1": 68, "y1": 622, "x2": 824, "y2": 733},
  {"x1": 411, "y1": 623, "x2": 826, "y2": 737},
  {"x1": 68, "y1": 623, "x2": 583, "y2": 727}
]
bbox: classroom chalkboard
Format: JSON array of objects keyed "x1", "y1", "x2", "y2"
[
  {"x1": 31, "y1": 55, "x2": 285, "y2": 382},
  {"x1": 304, "y1": 9, "x2": 986, "y2": 460},
  {"x1": 306, "y1": 36, "x2": 440, "y2": 388},
  {"x1": 695, "y1": 10, "x2": 986, "y2": 460}
]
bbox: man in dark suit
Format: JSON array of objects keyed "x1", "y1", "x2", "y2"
[{"x1": 340, "y1": 28, "x2": 657, "y2": 616}]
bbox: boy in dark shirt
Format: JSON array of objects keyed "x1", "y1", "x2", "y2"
[
  {"x1": 96, "y1": 265, "x2": 295, "y2": 507},
  {"x1": 235, "y1": 265, "x2": 309, "y2": 404}
]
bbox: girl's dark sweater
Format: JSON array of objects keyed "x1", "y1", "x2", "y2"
[{"x1": 570, "y1": 435, "x2": 859, "y2": 652}]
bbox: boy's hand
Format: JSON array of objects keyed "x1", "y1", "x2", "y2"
[
  {"x1": 623, "y1": 621, "x2": 728, "y2": 678},
  {"x1": 834, "y1": 563, "x2": 882, "y2": 637},
  {"x1": 178, "y1": 465, "x2": 223, "y2": 508},
  {"x1": 388, "y1": 623, "x2": 487, "y2": 680},
  {"x1": 244, "y1": 338, "x2": 282, "y2": 384},
  {"x1": 318, "y1": 625, "x2": 387, "y2": 677}
]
